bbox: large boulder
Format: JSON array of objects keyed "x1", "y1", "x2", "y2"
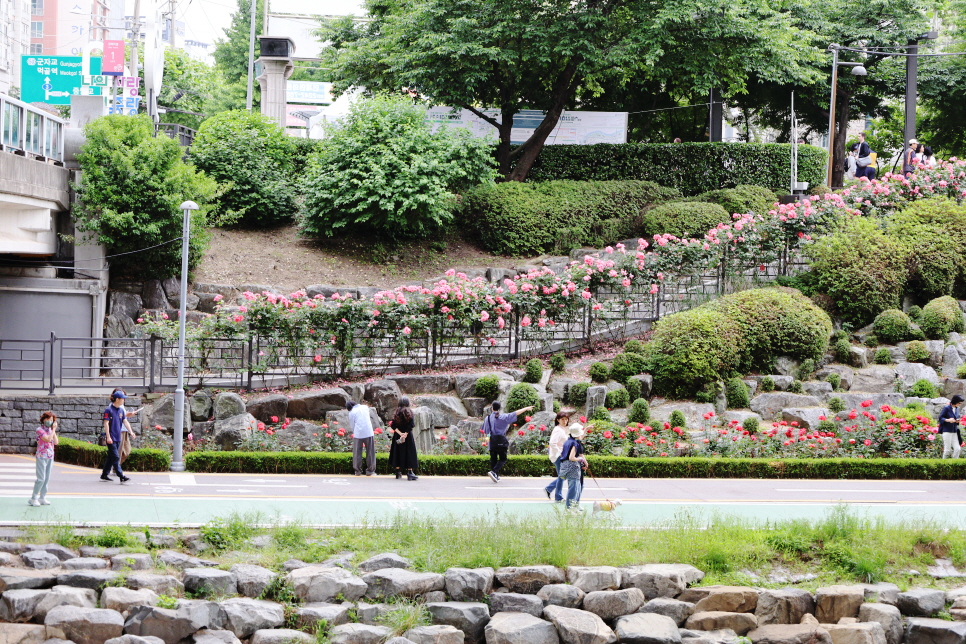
[
  {"x1": 755, "y1": 589, "x2": 814, "y2": 626},
  {"x1": 358, "y1": 554, "x2": 412, "y2": 574},
  {"x1": 0, "y1": 589, "x2": 47, "y2": 622},
  {"x1": 123, "y1": 604, "x2": 213, "y2": 644},
  {"x1": 126, "y1": 574, "x2": 184, "y2": 596},
  {"x1": 228, "y1": 565, "x2": 276, "y2": 599},
  {"x1": 685, "y1": 612, "x2": 758, "y2": 636},
  {"x1": 613, "y1": 613, "x2": 681, "y2": 644},
  {"x1": 537, "y1": 585, "x2": 585, "y2": 610},
  {"x1": 0, "y1": 623, "x2": 45, "y2": 644},
  {"x1": 213, "y1": 393, "x2": 246, "y2": 420},
  {"x1": 414, "y1": 396, "x2": 469, "y2": 428},
  {"x1": 271, "y1": 420, "x2": 324, "y2": 450},
  {"x1": 404, "y1": 625, "x2": 465, "y2": 644},
  {"x1": 586, "y1": 386, "x2": 607, "y2": 417},
  {"x1": 411, "y1": 407, "x2": 437, "y2": 455},
  {"x1": 489, "y1": 593, "x2": 544, "y2": 617},
  {"x1": 903, "y1": 618, "x2": 966, "y2": 644},
  {"x1": 542, "y1": 605, "x2": 616, "y2": 644},
  {"x1": 814, "y1": 586, "x2": 864, "y2": 624},
  {"x1": 750, "y1": 394, "x2": 822, "y2": 421},
  {"x1": 287, "y1": 566, "x2": 367, "y2": 603},
  {"x1": 628, "y1": 375, "x2": 654, "y2": 399},
  {"x1": 249, "y1": 629, "x2": 315, "y2": 644},
  {"x1": 0, "y1": 570, "x2": 57, "y2": 593},
  {"x1": 745, "y1": 624, "x2": 832, "y2": 644},
  {"x1": 496, "y1": 567, "x2": 565, "y2": 594},
  {"x1": 287, "y1": 389, "x2": 351, "y2": 419},
  {"x1": 26, "y1": 544, "x2": 77, "y2": 562},
  {"x1": 896, "y1": 588, "x2": 945, "y2": 617},
  {"x1": 649, "y1": 403, "x2": 716, "y2": 428},
  {"x1": 823, "y1": 623, "x2": 887, "y2": 644},
  {"x1": 218, "y1": 598, "x2": 284, "y2": 639},
  {"x1": 566, "y1": 567, "x2": 621, "y2": 593},
  {"x1": 484, "y1": 612, "x2": 558, "y2": 644},
  {"x1": 454, "y1": 373, "x2": 514, "y2": 400},
  {"x1": 183, "y1": 569, "x2": 236, "y2": 597},
  {"x1": 295, "y1": 603, "x2": 352, "y2": 629},
  {"x1": 445, "y1": 568, "x2": 494, "y2": 602},
  {"x1": 212, "y1": 413, "x2": 257, "y2": 450},
  {"x1": 325, "y1": 408, "x2": 383, "y2": 436},
  {"x1": 54, "y1": 570, "x2": 119, "y2": 590},
  {"x1": 850, "y1": 367, "x2": 896, "y2": 394},
  {"x1": 21, "y1": 552, "x2": 59, "y2": 570},
  {"x1": 362, "y1": 569, "x2": 444, "y2": 599},
  {"x1": 190, "y1": 391, "x2": 213, "y2": 422},
  {"x1": 328, "y1": 623, "x2": 393, "y2": 644},
  {"x1": 147, "y1": 396, "x2": 191, "y2": 434},
  {"x1": 816, "y1": 366, "x2": 855, "y2": 391},
  {"x1": 582, "y1": 589, "x2": 646, "y2": 621},
  {"x1": 640, "y1": 598, "x2": 695, "y2": 627},
  {"x1": 100, "y1": 587, "x2": 160, "y2": 614},
  {"x1": 192, "y1": 629, "x2": 243, "y2": 644},
  {"x1": 244, "y1": 395, "x2": 289, "y2": 424},
  {"x1": 896, "y1": 363, "x2": 942, "y2": 388},
  {"x1": 44, "y1": 606, "x2": 123, "y2": 644},
  {"x1": 65, "y1": 557, "x2": 107, "y2": 571},
  {"x1": 387, "y1": 375, "x2": 454, "y2": 395},
  {"x1": 860, "y1": 583, "x2": 899, "y2": 606},
  {"x1": 364, "y1": 380, "x2": 402, "y2": 421},
  {"x1": 858, "y1": 603, "x2": 901, "y2": 644},
  {"x1": 620, "y1": 564, "x2": 705, "y2": 600},
  {"x1": 112, "y1": 554, "x2": 154, "y2": 571},
  {"x1": 781, "y1": 408, "x2": 831, "y2": 432},
  {"x1": 33, "y1": 585, "x2": 97, "y2": 620},
  {"x1": 426, "y1": 602, "x2": 490, "y2": 644},
  {"x1": 681, "y1": 586, "x2": 758, "y2": 613}
]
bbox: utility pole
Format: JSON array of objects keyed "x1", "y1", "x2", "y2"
[
  {"x1": 130, "y1": 0, "x2": 142, "y2": 77},
  {"x1": 245, "y1": 0, "x2": 257, "y2": 111},
  {"x1": 168, "y1": 0, "x2": 177, "y2": 49}
]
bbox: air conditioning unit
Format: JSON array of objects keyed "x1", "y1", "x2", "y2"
[{"x1": 259, "y1": 36, "x2": 295, "y2": 59}]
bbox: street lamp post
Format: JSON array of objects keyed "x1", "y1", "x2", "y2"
[
  {"x1": 171, "y1": 200, "x2": 199, "y2": 473},
  {"x1": 826, "y1": 44, "x2": 868, "y2": 187}
]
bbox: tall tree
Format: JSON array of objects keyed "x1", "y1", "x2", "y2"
[
  {"x1": 317, "y1": 0, "x2": 820, "y2": 181},
  {"x1": 213, "y1": 0, "x2": 264, "y2": 106}
]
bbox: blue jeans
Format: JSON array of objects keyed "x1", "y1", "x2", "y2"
[
  {"x1": 101, "y1": 443, "x2": 123, "y2": 478},
  {"x1": 564, "y1": 476, "x2": 581, "y2": 509},
  {"x1": 544, "y1": 462, "x2": 563, "y2": 501},
  {"x1": 32, "y1": 457, "x2": 53, "y2": 500}
]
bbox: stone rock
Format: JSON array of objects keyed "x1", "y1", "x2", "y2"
[
  {"x1": 190, "y1": 392, "x2": 213, "y2": 422},
  {"x1": 462, "y1": 398, "x2": 488, "y2": 418},
  {"x1": 192, "y1": 629, "x2": 242, "y2": 644},
  {"x1": 218, "y1": 598, "x2": 284, "y2": 639},
  {"x1": 124, "y1": 604, "x2": 214, "y2": 644},
  {"x1": 54, "y1": 571, "x2": 119, "y2": 591},
  {"x1": 750, "y1": 394, "x2": 822, "y2": 420},
  {"x1": 387, "y1": 375, "x2": 454, "y2": 395},
  {"x1": 213, "y1": 393, "x2": 246, "y2": 420},
  {"x1": 426, "y1": 602, "x2": 490, "y2": 644},
  {"x1": 538, "y1": 585, "x2": 585, "y2": 610},
  {"x1": 816, "y1": 366, "x2": 855, "y2": 391},
  {"x1": 681, "y1": 586, "x2": 757, "y2": 614},
  {"x1": 444, "y1": 568, "x2": 494, "y2": 602},
  {"x1": 850, "y1": 368, "x2": 896, "y2": 394},
  {"x1": 295, "y1": 602, "x2": 352, "y2": 629},
  {"x1": 944, "y1": 346, "x2": 966, "y2": 378},
  {"x1": 328, "y1": 623, "x2": 393, "y2": 644},
  {"x1": 628, "y1": 375, "x2": 654, "y2": 399},
  {"x1": 183, "y1": 569, "x2": 236, "y2": 597},
  {"x1": 755, "y1": 589, "x2": 814, "y2": 626},
  {"x1": 641, "y1": 598, "x2": 696, "y2": 627},
  {"x1": 227, "y1": 565, "x2": 276, "y2": 599},
  {"x1": 548, "y1": 378, "x2": 578, "y2": 401},
  {"x1": 896, "y1": 588, "x2": 945, "y2": 617},
  {"x1": 410, "y1": 407, "x2": 437, "y2": 455},
  {"x1": 387, "y1": 639, "x2": 419, "y2": 644},
  {"x1": 774, "y1": 357, "x2": 801, "y2": 377},
  {"x1": 105, "y1": 315, "x2": 135, "y2": 339},
  {"x1": 287, "y1": 389, "x2": 351, "y2": 419},
  {"x1": 620, "y1": 565, "x2": 705, "y2": 600},
  {"x1": 287, "y1": 566, "x2": 367, "y2": 603},
  {"x1": 781, "y1": 408, "x2": 831, "y2": 431},
  {"x1": 358, "y1": 553, "x2": 412, "y2": 574},
  {"x1": 32, "y1": 586, "x2": 97, "y2": 621},
  {"x1": 111, "y1": 554, "x2": 154, "y2": 572},
  {"x1": 0, "y1": 623, "x2": 47, "y2": 644},
  {"x1": 745, "y1": 624, "x2": 832, "y2": 644},
  {"x1": 110, "y1": 292, "x2": 143, "y2": 321},
  {"x1": 903, "y1": 617, "x2": 966, "y2": 644},
  {"x1": 364, "y1": 380, "x2": 402, "y2": 421},
  {"x1": 685, "y1": 612, "x2": 758, "y2": 636},
  {"x1": 212, "y1": 413, "x2": 257, "y2": 450},
  {"x1": 823, "y1": 622, "x2": 886, "y2": 644},
  {"x1": 125, "y1": 574, "x2": 184, "y2": 596},
  {"x1": 814, "y1": 587, "x2": 864, "y2": 624},
  {"x1": 614, "y1": 613, "x2": 681, "y2": 644},
  {"x1": 249, "y1": 629, "x2": 314, "y2": 644},
  {"x1": 848, "y1": 347, "x2": 869, "y2": 369},
  {"x1": 104, "y1": 635, "x2": 166, "y2": 644},
  {"x1": 859, "y1": 584, "x2": 899, "y2": 606},
  {"x1": 489, "y1": 593, "x2": 545, "y2": 617},
  {"x1": 100, "y1": 588, "x2": 159, "y2": 614},
  {"x1": 281, "y1": 559, "x2": 309, "y2": 572},
  {"x1": 649, "y1": 403, "x2": 716, "y2": 429},
  {"x1": 496, "y1": 567, "x2": 565, "y2": 595},
  {"x1": 542, "y1": 605, "x2": 616, "y2": 644},
  {"x1": 484, "y1": 612, "x2": 559, "y2": 644},
  {"x1": 566, "y1": 567, "x2": 621, "y2": 593},
  {"x1": 244, "y1": 395, "x2": 289, "y2": 424},
  {"x1": 0, "y1": 543, "x2": 26, "y2": 554},
  {"x1": 305, "y1": 285, "x2": 356, "y2": 299},
  {"x1": 832, "y1": 394, "x2": 905, "y2": 414},
  {"x1": 801, "y1": 382, "x2": 833, "y2": 398},
  {"x1": 142, "y1": 281, "x2": 170, "y2": 310},
  {"x1": 404, "y1": 625, "x2": 464, "y2": 644},
  {"x1": 454, "y1": 373, "x2": 514, "y2": 401},
  {"x1": 583, "y1": 589, "x2": 646, "y2": 621},
  {"x1": 747, "y1": 375, "x2": 795, "y2": 391},
  {"x1": 44, "y1": 606, "x2": 123, "y2": 644},
  {"x1": 896, "y1": 363, "x2": 942, "y2": 388},
  {"x1": 149, "y1": 396, "x2": 191, "y2": 434},
  {"x1": 0, "y1": 589, "x2": 47, "y2": 622},
  {"x1": 355, "y1": 602, "x2": 389, "y2": 625},
  {"x1": 362, "y1": 568, "x2": 444, "y2": 599},
  {"x1": 585, "y1": 386, "x2": 607, "y2": 417},
  {"x1": 24, "y1": 544, "x2": 75, "y2": 562},
  {"x1": 0, "y1": 570, "x2": 57, "y2": 593},
  {"x1": 21, "y1": 552, "x2": 60, "y2": 570},
  {"x1": 0, "y1": 552, "x2": 22, "y2": 566}
]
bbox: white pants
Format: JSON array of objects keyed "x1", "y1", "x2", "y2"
[{"x1": 943, "y1": 432, "x2": 962, "y2": 459}]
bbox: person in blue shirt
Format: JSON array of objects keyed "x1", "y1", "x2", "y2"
[
  {"x1": 938, "y1": 394, "x2": 964, "y2": 459},
  {"x1": 482, "y1": 400, "x2": 534, "y2": 483},
  {"x1": 558, "y1": 424, "x2": 587, "y2": 511},
  {"x1": 101, "y1": 391, "x2": 131, "y2": 483}
]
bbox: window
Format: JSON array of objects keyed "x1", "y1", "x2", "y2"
[
  {"x1": 24, "y1": 110, "x2": 42, "y2": 154},
  {"x1": 30, "y1": 21, "x2": 42, "y2": 38},
  {"x1": 29, "y1": 43, "x2": 42, "y2": 54},
  {"x1": 30, "y1": 0, "x2": 42, "y2": 15},
  {"x1": 3, "y1": 101, "x2": 21, "y2": 148}
]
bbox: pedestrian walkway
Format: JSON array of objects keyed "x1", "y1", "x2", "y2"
[{"x1": 0, "y1": 461, "x2": 39, "y2": 494}]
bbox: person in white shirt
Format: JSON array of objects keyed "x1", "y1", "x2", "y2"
[
  {"x1": 544, "y1": 412, "x2": 574, "y2": 502},
  {"x1": 346, "y1": 401, "x2": 376, "y2": 476}
]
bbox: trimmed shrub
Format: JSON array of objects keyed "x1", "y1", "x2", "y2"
[
  {"x1": 826, "y1": 373, "x2": 842, "y2": 390},
  {"x1": 864, "y1": 335, "x2": 879, "y2": 348},
  {"x1": 625, "y1": 377, "x2": 642, "y2": 401},
  {"x1": 890, "y1": 198, "x2": 966, "y2": 299},
  {"x1": 760, "y1": 376, "x2": 776, "y2": 393},
  {"x1": 638, "y1": 201, "x2": 730, "y2": 238},
  {"x1": 908, "y1": 305, "x2": 923, "y2": 322},
  {"x1": 834, "y1": 337, "x2": 852, "y2": 364},
  {"x1": 568, "y1": 382, "x2": 590, "y2": 406},
  {"x1": 628, "y1": 399, "x2": 650, "y2": 424},
  {"x1": 958, "y1": 363, "x2": 966, "y2": 379},
  {"x1": 694, "y1": 383, "x2": 718, "y2": 404},
  {"x1": 874, "y1": 348, "x2": 892, "y2": 364},
  {"x1": 56, "y1": 437, "x2": 169, "y2": 471},
  {"x1": 506, "y1": 384, "x2": 541, "y2": 422},
  {"x1": 609, "y1": 352, "x2": 646, "y2": 384},
  {"x1": 818, "y1": 420, "x2": 837, "y2": 434},
  {"x1": 460, "y1": 180, "x2": 680, "y2": 256},
  {"x1": 742, "y1": 417, "x2": 759, "y2": 433},
  {"x1": 828, "y1": 397, "x2": 846, "y2": 413},
  {"x1": 873, "y1": 309, "x2": 916, "y2": 344},
  {"x1": 589, "y1": 362, "x2": 610, "y2": 383},
  {"x1": 797, "y1": 359, "x2": 816, "y2": 381},
  {"x1": 553, "y1": 400, "x2": 561, "y2": 413},
  {"x1": 549, "y1": 353, "x2": 566, "y2": 373},
  {"x1": 694, "y1": 184, "x2": 778, "y2": 217},
  {"x1": 605, "y1": 387, "x2": 630, "y2": 409},
  {"x1": 474, "y1": 375, "x2": 500, "y2": 400},
  {"x1": 788, "y1": 380, "x2": 804, "y2": 394},
  {"x1": 905, "y1": 340, "x2": 930, "y2": 363},
  {"x1": 523, "y1": 359, "x2": 543, "y2": 384},
  {"x1": 908, "y1": 378, "x2": 939, "y2": 398},
  {"x1": 624, "y1": 339, "x2": 645, "y2": 354},
  {"x1": 668, "y1": 410, "x2": 687, "y2": 429},
  {"x1": 725, "y1": 378, "x2": 750, "y2": 409},
  {"x1": 591, "y1": 406, "x2": 611, "y2": 422},
  {"x1": 920, "y1": 296, "x2": 966, "y2": 340}
]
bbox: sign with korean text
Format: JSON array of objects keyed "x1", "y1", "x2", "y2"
[
  {"x1": 425, "y1": 107, "x2": 628, "y2": 145},
  {"x1": 109, "y1": 76, "x2": 142, "y2": 115},
  {"x1": 286, "y1": 81, "x2": 333, "y2": 104},
  {"x1": 21, "y1": 56, "x2": 103, "y2": 105},
  {"x1": 103, "y1": 40, "x2": 125, "y2": 75}
]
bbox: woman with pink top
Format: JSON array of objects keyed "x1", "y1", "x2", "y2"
[{"x1": 29, "y1": 411, "x2": 59, "y2": 507}]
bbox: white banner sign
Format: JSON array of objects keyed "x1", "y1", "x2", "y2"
[{"x1": 426, "y1": 107, "x2": 628, "y2": 145}]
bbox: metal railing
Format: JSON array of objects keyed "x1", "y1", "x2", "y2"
[
  {"x1": 0, "y1": 93, "x2": 65, "y2": 163},
  {"x1": 155, "y1": 122, "x2": 196, "y2": 148}
]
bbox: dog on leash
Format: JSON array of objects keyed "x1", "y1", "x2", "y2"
[{"x1": 592, "y1": 499, "x2": 622, "y2": 516}]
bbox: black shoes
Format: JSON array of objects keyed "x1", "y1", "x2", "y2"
[
  {"x1": 100, "y1": 475, "x2": 113, "y2": 482},
  {"x1": 119, "y1": 476, "x2": 130, "y2": 483},
  {"x1": 395, "y1": 471, "x2": 402, "y2": 479},
  {"x1": 407, "y1": 472, "x2": 419, "y2": 481}
]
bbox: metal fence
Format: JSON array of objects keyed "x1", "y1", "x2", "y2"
[{"x1": 0, "y1": 93, "x2": 66, "y2": 164}]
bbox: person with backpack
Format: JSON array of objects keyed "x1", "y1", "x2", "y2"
[
  {"x1": 482, "y1": 401, "x2": 535, "y2": 483},
  {"x1": 938, "y1": 394, "x2": 964, "y2": 459}
]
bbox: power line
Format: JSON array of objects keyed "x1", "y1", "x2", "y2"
[{"x1": 0, "y1": 236, "x2": 185, "y2": 270}]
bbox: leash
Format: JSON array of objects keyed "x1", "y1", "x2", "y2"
[{"x1": 584, "y1": 464, "x2": 617, "y2": 510}]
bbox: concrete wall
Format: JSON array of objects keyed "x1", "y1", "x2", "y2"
[
  {"x1": 0, "y1": 394, "x2": 141, "y2": 454},
  {"x1": 0, "y1": 152, "x2": 71, "y2": 255}
]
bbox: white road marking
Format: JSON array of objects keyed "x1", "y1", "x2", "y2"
[
  {"x1": 775, "y1": 489, "x2": 924, "y2": 493},
  {"x1": 0, "y1": 475, "x2": 39, "y2": 479},
  {"x1": 0, "y1": 464, "x2": 37, "y2": 468},
  {"x1": 464, "y1": 486, "x2": 629, "y2": 491},
  {"x1": 0, "y1": 482, "x2": 37, "y2": 487},
  {"x1": 244, "y1": 479, "x2": 286, "y2": 483},
  {"x1": 169, "y1": 474, "x2": 196, "y2": 485}
]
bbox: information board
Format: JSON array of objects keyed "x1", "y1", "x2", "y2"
[
  {"x1": 426, "y1": 107, "x2": 627, "y2": 145},
  {"x1": 21, "y1": 56, "x2": 103, "y2": 105},
  {"x1": 286, "y1": 81, "x2": 334, "y2": 104}
]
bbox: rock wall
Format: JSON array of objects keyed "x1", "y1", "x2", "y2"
[{"x1": 0, "y1": 395, "x2": 141, "y2": 454}]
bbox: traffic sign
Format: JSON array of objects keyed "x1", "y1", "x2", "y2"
[{"x1": 21, "y1": 56, "x2": 103, "y2": 105}]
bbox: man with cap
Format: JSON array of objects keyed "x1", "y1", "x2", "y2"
[
  {"x1": 101, "y1": 390, "x2": 131, "y2": 482},
  {"x1": 903, "y1": 138, "x2": 919, "y2": 177}
]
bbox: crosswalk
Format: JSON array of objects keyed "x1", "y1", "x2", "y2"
[{"x1": 0, "y1": 462, "x2": 37, "y2": 496}]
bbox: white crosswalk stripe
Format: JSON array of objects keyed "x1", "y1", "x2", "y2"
[{"x1": 0, "y1": 464, "x2": 37, "y2": 489}]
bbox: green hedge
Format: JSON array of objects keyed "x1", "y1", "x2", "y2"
[
  {"x1": 638, "y1": 201, "x2": 731, "y2": 238},
  {"x1": 693, "y1": 184, "x2": 779, "y2": 217},
  {"x1": 56, "y1": 438, "x2": 171, "y2": 472},
  {"x1": 522, "y1": 143, "x2": 828, "y2": 196}
]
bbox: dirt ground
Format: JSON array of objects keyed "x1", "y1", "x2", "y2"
[{"x1": 193, "y1": 225, "x2": 526, "y2": 292}]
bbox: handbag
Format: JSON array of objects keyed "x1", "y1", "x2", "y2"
[
  {"x1": 856, "y1": 156, "x2": 873, "y2": 167},
  {"x1": 558, "y1": 460, "x2": 581, "y2": 480},
  {"x1": 97, "y1": 433, "x2": 107, "y2": 447}
]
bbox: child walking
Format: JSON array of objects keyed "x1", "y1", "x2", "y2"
[{"x1": 29, "y1": 411, "x2": 58, "y2": 506}]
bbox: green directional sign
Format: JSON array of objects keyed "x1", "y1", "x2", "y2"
[{"x1": 21, "y1": 55, "x2": 103, "y2": 105}]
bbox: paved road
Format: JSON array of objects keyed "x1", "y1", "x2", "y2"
[{"x1": 0, "y1": 454, "x2": 964, "y2": 527}]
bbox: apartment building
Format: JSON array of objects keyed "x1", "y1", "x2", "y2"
[{"x1": 0, "y1": 0, "x2": 30, "y2": 94}]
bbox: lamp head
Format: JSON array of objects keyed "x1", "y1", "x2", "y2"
[
  {"x1": 850, "y1": 65, "x2": 868, "y2": 76},
  {"x1": 180, "y1": 201, "x2": 199, "y2": 211}
]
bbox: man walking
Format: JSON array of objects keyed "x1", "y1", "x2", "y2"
[
  {"x1": 482, "y1": 401, "x2": 534, "y2": 483},
  {"x1": 101, "y1": 391, "x2": 132, "y2": 483},
  {"x1": 347, "y1": 400, "x2": 376, "y2": 476}
]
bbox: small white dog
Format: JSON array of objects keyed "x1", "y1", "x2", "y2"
[{"x1": 592, "y1": 499, "x2": 623, "y2": 516}]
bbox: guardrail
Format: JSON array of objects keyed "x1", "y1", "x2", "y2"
[
  {"x1": 155, "y1": 122, "x2": 196, "y2": 148},
  {"x1": 0, "y1": 93, "x2": 65, "y2": 164}
]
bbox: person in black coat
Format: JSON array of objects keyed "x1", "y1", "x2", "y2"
[
  {"x1": 388, "y1": 396, "x2": 419, "y2": 480},
  {"x1": 938, "y1": 394, "x2": 964, "y2": 459}
]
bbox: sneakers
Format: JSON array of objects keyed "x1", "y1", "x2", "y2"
[
  {"x1": 39, "y1": 498, "x2": 50, "y2": 506},
  {"x1": 27, "y1": 498, "x2": 40, "y2": 507},
  {"x1": 544, "y1": 488, "x2": 552, "y2": 500},
  {"x1": 100, "y1": 475, "x2": 113, "y2": 482},
  {"x1": 119, "y1": 476, "x2": 130, "y2": 483},
  {"x1": 366, "y1": 472, "x2": 375, "y2": 477},
  {"x1": 488, "y1": 471, "x2": 499, "y2": 483}
]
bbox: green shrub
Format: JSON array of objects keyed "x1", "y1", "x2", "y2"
[
  {"x1": 73, "y1": 115, "x2": 218, "y2": 280},
  {"x1": 694, "y1": 184, "x2": 778, "y2": 216},
  {"x1": 908, "y1": 305, "x2": 923, "y2": 322},
  {"x1": 742, "y1": 417, "x2": 759, "y2": 433},
  {"x1": 460, "y1": 180, "x2": 679, "y2": 256},
  {"x1": 625, "y1": 377, "x2": 642, "y2": 401},
  {"x1": 694, "y1": 383, "x2": 719, "y2": 404},
  {"x1": 668, "y1": 410, "x2": 687, "y2": 429},
  {"x1": 873, "y1": 309, "x2": 916, "y2": 344},
  {"x1": 55, "y1": 437, "x2": 169, "y2": 471},
  {"x1": 523, "y1": 359, "x2": 543, "y2": 384},
  {"x1": 624, "y1": 339, "x2": 645, "y2": 354},
  {"x1": 826, "y1": 373, "x2": 842, "y2": 390},
  {"x1": 189, "y1": 110, "x2": 297, "y2": 228},
  {"x1": 605, "y1": 387, "x2": 630, "y2": 409},
  {"x1": 818, "y1": 419, "x2": 837, "y2": 434},
  {"x1": 828, "y1": 397, "x2": 846, "y2": 413},
  {"x1": 834, "y1": 338, "x2": 852, "y2": 363},
  {"x1": 568, "y1": 382, "x2": 590, "y2": 406},
  {"x1": 905, "y1": 341, "x2": 930, "y2": 363},
  {"x1": 807, "y1": 217, "x2": 909, "y2": 326},
  {"x1": 788, "y1": 380, "x2": 804, "y2": 394},
  {"x1": 300, "y1": 96, "x2": 496, "y2": 241},
  {"x1": 874, "y1": 348, "x2": 892, "y2": 364},
  {"x1": 523, "y1": 142, "x2": 828, "y2": 196},
  {"x1": 553, "y1": 400, "x2": 561, "y2": 413},
  {"x1": 589, "y1": 362, "x2": 610, "y2": 383},
  {"x1": 591, "y1": 406, "x2": 611, "y2": 422},
  {"x1": 920, "y1": 296, "x2": 966, "y2": 340},
  {"x1": 200, "y1": 514, "x2": 258, "y2": 551},
  {"x1": 506, "y1": 384, "x2": 541, "y2": 422},
  {"x1": 549, "y1": 353, "x2": 566, "y2": 373},
  {"x1": 96, "y1": 526, "x2": 133, "y2": 548},
  {"x1": 628, "y1": 399, "x2": 650, "y2": 424},
  {"x1": 725, "y1": 378, "x2": 750, "y2": 409},
  {"x1": 474, "y1": 375, "x2": 500, "y2": 400},
  {"x1": 760, "y1": 376, "x2": 776, "y2": 393},
  {"x1": 638, "y1": 201, "x2": 730, "y2": 238},
  {"x1": 908, "y1": 378, "x2": 939, "y2": 398},
  {"x1": 798, "y1": 359, "x2": 816, "y2": 381},
  {"x1": 609, "y1": 352, "x2": 646, "y2": 384},
  {"x1": 958, "y1": 364, "x2": 966, "y2": 379},
  {"x1": 890, "y1": 198, "x2": 966, "y2": 299},
  {"x1": 864, "y1": 335, "x2": 879, "y2": 348}
]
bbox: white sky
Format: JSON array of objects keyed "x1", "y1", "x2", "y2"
[{"x1": 125, "y1": 0, "x2": 235, "y2": 48}]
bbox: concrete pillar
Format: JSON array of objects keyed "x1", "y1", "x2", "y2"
[{"x1": 255, "y1": 37, "x2": 296, "y2": 127}]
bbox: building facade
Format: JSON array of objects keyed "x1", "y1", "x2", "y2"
[{"x1": 0, "y1": 0, "x2": 30, "y2": 94}]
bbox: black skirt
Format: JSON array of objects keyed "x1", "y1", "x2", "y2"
[{"x1": 388, "y1": 417, "x2": 419, "y2": 471}]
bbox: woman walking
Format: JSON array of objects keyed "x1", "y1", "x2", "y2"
[
  {"x1": 29, "y1": 411, "x2": 58, "y2": 507},
  {"x1": 558, "y1": 423, "x2": 586, "y2": 511},
  {"x1": 544, "y1": 412, "x2": 571, "y2": 502},
  {"x1": 938, "y1": 394, "x2": 964, "y2": 459},
  {"x1": 389, "y1": 396, "x2": 419, "y2": 480}
]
